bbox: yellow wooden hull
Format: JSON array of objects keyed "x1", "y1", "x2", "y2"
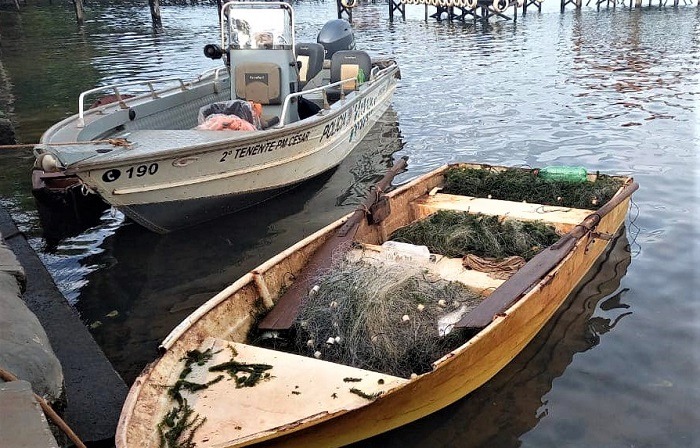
[{"x1": 117, "y1": 163, "x2": 636, "y2": 448}]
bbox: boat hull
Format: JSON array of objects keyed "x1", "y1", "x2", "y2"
[
  {"x1": 116, "y1": 163, "x2": 636, "y2": 447},
  {"x1": 67, "y1": 67, "x2": 398, "y2": 233},
  {"x1": 122, "y1": 165, "x2": 337, "y2": 232}
]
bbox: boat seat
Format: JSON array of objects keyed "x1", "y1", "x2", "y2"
[
  {"x1": 234, "y1": 62, "x2": 282, "y2": 105},
  {"x1": 327, "y1": 50, "x2": 372, "y2": 102},
  {"x1": 295, "y1": 42, "x2": 325, "y2": 89},
  {"x1": 178, "y1": 337, "x2": 407, "y2": 447},
  {"x1": 410, "y1": 193, "x2": 592, "y2": 234}
]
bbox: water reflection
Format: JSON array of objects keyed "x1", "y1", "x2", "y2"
[
  {"x1": 567, "y1": 10, "x2": 695, "y2": 126},
  {"x1": 353, "y1": 231, "x2": 633, "y2": 448}
]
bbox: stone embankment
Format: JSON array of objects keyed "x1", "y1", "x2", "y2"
[{"x1": 0, "y1": 206, "x2": 128, "y2": 446}]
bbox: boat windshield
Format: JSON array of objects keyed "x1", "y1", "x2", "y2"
[{"x1": 227, "y1": 7, "x2": 293, "y2": 50}]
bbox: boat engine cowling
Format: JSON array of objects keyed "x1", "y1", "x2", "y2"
[{"x1": 317, "y1": 19, "x2": 355, "y2": 60}]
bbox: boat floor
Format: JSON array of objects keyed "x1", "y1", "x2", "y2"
[{"x1": 181, "y1": 337, "x2": 407, "y2": 446}]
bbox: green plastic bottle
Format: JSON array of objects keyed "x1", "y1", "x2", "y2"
[
  {"x1": 356, "y1": 68, "x2": 366, "y2": 85},
  {"x1": 537, "y1": 166, "x2": 588, "y2": 183}
]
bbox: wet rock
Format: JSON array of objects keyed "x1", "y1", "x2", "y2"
[{"x1": 0, "y1": 242, "x2": 64, "y2": 404}]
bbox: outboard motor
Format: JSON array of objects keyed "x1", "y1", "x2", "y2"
[{"x1": 317, "y1": 19, "x2": 355, "y2": 60}]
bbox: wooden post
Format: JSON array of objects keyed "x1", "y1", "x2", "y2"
[
  {"x1": 149, "y1": 0, "x2": 163, "y2": 28},
  {"x1": 389, "y1": 0, "x2": 406, "y2": 21},
  {"x1": 73, "y1": 0, "x2": 85, "y2": 25},
  {"x1": 336, "y1": 0, "x2": 352, "y2": 21}
]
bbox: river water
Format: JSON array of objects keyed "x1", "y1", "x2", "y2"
[{"x1": 1, "y1": 1, "x2": 699, "y2": 447}]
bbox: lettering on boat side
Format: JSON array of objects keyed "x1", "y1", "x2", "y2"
[
  {"x1": 220, "y1": 131, "x2": 311, "y2": 162},
  {"x1": 102, "y1": 163, "x2": 159, "y2": 183},
  {"x1": 352, "y1": 95, "x2": 377, "y2": 122},
  {"x1": 102, "y1": 169, "x2": 121, "y2": 182},
  {"x1": 348, "y1": 95, "x2": 378, "y2": 143},
  {"x1": 318, "y1": 86, "x2": 384, "y2": 144},
  {"x1": 349, "y1": 115, "x2": 370, "y2": 143},
  {"x1": 320, "y1": 110, "x2": 351, "y2": 143}
]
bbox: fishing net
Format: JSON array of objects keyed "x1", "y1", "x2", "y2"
[
  {"x1": 390, "y1": 211, "x2": 561, "y2": 260},
  {"x1": 442, "y1": 166, "x2": 624, "y2": 210},
  {"x1": 293, "y1": 258, "x2": 481, "y2": 378}
]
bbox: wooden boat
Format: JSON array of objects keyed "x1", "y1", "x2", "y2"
[
  {"x1": 32, "y1": 1, "x2": 400, "y2": 233},
  {"x1": 116, "y1": 162, "x2": 638, "y2": 448}
]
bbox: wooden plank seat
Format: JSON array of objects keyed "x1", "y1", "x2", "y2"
[
  {"x1": 348, "y1": 244, "x2": 505, "y2": 296},
  {"x1": 411, "y1": 192, "x2": 593, "y2": 234},
  {"x1": 177, "y1": 337, "x2": 407, "y2": 447}
]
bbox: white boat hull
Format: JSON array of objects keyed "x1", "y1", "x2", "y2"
[{"x1": 43, "y1": 64, "x2": 398, "y2": 232}]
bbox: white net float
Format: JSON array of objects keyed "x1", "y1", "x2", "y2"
[
  {"x1": 466, "y1": 0, "x2": 478, "y2": 8},
  {"x1": 341, "y1": 0, "x2": 359, "y2": 8}
]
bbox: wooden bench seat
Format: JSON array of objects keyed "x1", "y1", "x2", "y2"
[
  {"x1": 349, "y1": 244, "x2": 505, "y2": 296},
  {"x1": 177, "y1": 337, "x2": 407, "y2": 447},
  {"x1": 411, "y1": 193, "x2": 592, "y2": 234}
]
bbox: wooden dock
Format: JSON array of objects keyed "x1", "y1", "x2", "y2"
[{"x1": 335, "y1": 0, "x2": 698, "y2": 23}]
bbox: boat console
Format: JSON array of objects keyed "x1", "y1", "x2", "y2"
[
  {"x1": 218, "y1": 2, "x2": 300, "y2": 125},
  {"x1": 206, "y1": 3, "x2": 368, "y2": 124}
]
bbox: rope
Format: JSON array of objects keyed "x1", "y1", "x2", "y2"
[
  {"x1": 462, "y1": 254, "x2": 526, "y2": 280},
  {"x1": 0, "y1": 367, "x2": 87, "y2": 448},
  {"x1": 0, "y1": 138, "x2": 131, "y2": 150}
]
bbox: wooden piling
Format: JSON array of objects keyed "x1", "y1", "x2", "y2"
[
  {"x1": 389, "y1": 0, "x2": 406, "y2": 21},
  {"x1": 336, "y1": 0, "x2": 353, "y2": 22},
  {"x1": 149, "y1": 0, "x2": 163, "y2": 28},
  {"x1": 72, "y1": 0, "x2": 85, "y2": 25}
]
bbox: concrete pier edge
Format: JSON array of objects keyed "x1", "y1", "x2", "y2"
[{"x1": 0, "y1": 204, "x2": 127, "y2": 444}]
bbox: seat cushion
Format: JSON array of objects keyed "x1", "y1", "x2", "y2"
[{"x1": 235, "y1": 63, "x2": 282, "y2": 105}]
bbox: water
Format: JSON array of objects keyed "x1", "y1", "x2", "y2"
[{"x1": 1, "y1": 1, "x2": 699, "y2": 446}]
